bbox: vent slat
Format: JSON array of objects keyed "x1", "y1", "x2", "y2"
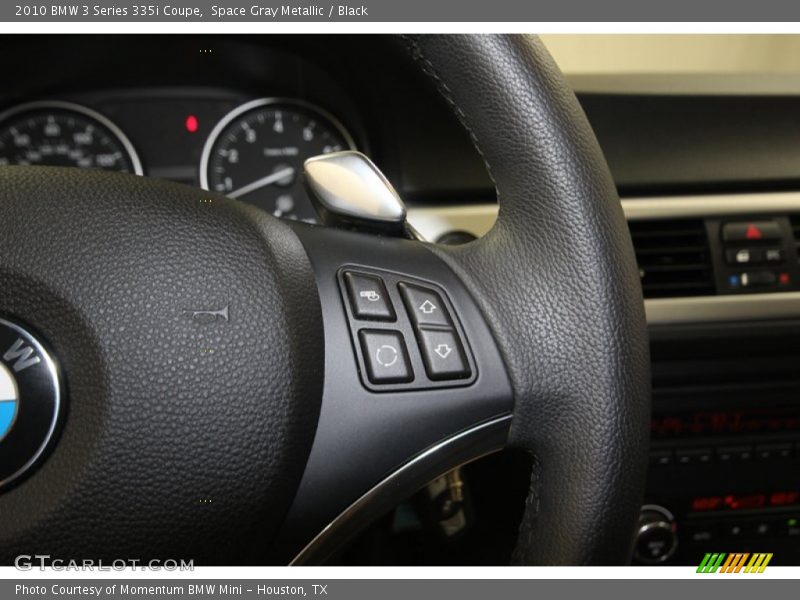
[
  {"x1": 635, "y1": 246, "x2": 708, "y2": 256},
  {"x1": 637, "y1": 264, "x2": 710, "y2": 273},
  {"x1": 630, "y1": 229, "x2": 708, "y2": 239},
  {"x1": 642, "y1": 282, "x2": 715, "y2": 292},
  {"x1": 629, "y1": 218, "x2": 714, "y2": 299}
]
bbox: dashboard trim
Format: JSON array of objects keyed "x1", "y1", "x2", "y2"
[
  {"x1": 407, "y1": 192, "x2": 800, "y2": 326},
  {"x1": 644, "y1": 292, "x2": 800, "y2": 326},
  {"x1": 623, "y1": 192, "x2": 800, "y2": 221}
]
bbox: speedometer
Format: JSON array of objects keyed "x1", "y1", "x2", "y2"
[
  {"x1": 0, "y1": 101, "x2": 142, "y2": 174},
  {"x1": 199, "y1": 98, "x2": 356, "y2": 221}
]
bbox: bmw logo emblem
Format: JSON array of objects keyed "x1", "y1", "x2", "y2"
[
  {"x1": 0, "y1": 361, "x2": 18, "y2": 442},
  {"x1": 0, "y1": 317, "x2": 63, "y2": 491}
]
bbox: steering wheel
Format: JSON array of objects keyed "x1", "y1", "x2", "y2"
[{"x1": 0, "y1": 35, "x2": 650, "y2": 566}]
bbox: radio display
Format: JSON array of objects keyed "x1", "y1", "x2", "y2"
[
  {"x1": 692, "y1": 491, "x2": 800, "y2": 512},
  {"x1": 651, "y1": 407, "x2": 800, "y2": 439}
]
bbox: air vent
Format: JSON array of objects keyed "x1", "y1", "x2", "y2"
[
  {"x1": 790, "y1": 215, "x2": 800, "y2": 263},
  {"x1": 629, "y1": 219, "x2": 714, "y2": 299}
]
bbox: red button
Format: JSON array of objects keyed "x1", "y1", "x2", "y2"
[
  {"x1": 722, "y1": 221, "x2": 781, "y2": 242},
  {"x1": 746, "y1": 223, "x2": 763, "y2": 240}
]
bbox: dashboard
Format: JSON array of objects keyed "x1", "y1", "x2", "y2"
[
  {"x1": 1, "y1": 35, "x2": 799, "y2": 566},
  {"x1": 0, "y1": 94, "x2": 356, "y2": 221},
  {"x1": 0, "y1": 35, "x2": 492, "y2": 223}
]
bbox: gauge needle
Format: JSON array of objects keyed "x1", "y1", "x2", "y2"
[{"x1": 228, "y1": 167, "x2": 295, "y2": 199}]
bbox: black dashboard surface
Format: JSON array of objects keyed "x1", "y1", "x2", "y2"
[
  {"x1": 6, "y1": 35, "x2": 800, "y2": 203},
  {"x1": 581, "y1": 93, "x2": 800, "y2": 196},
  {"x1": 0, "y1": 35, "x2": 492, "y2": 205}
]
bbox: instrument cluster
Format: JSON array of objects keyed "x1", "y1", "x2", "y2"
[{"x1": 0, "y1": 93, "x2": 359, "y2": 222}]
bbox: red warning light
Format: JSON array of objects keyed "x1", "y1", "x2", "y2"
[
  {"x1": 779, "y1": 272, "x2": 791, "y2": 286},
  {"x1": 185, "y1": 115, "x2": 199, "y2": 133},
  {"x1": 745, "y1": 223, "x2": 763, "y2": 240}
]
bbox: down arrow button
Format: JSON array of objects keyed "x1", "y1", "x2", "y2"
[{"x1": 417, "y1": 328, "x2": 470, "y2": 380}]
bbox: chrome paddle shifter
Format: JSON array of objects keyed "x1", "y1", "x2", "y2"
[{"x1": 304, "y1": 151, "x2": 423, "y2": 240}]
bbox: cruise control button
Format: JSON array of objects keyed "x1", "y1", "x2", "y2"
[
  {"x1": 417, "y1": 329, "x2": 470, "y2": 380},
  {"x1": 398, "y1": 282, "x2": 451, "y2": 327},
  {"x1": 344, "y1": 271, "x2": 395, "y2": 321},
  {"x1": 359, "y1": 330, "x2": 412, "y2": 384}
]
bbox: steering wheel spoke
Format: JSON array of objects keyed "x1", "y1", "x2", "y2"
[{"x1": 280, "y1": 224, "x2": 513, "y2": 564}]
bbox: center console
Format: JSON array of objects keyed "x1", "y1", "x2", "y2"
[
  {"x1": 636, "y1": 318, "x2": 800, "y2": 565},
  {"x1": 627, "y1": 197, "x2": 800, "y2": 566}
]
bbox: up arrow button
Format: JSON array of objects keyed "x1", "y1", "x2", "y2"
[
  {"x1": 419, "y1": 300, "x2": 438, "y2": 314},
  {"x1": 399, "y1": 283, "x2": 451, "y2": 327}
]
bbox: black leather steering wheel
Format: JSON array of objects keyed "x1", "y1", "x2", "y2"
[{"x1": 0, "y1": 34, "x2": 650, "y2": 565}]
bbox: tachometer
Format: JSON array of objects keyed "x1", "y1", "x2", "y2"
[
  {"x1": 0, "y1": 101, "x2": 142, "y2": 174},
  {"x1": 199, "y1": 98, "x2": 356, "y2": 221}
]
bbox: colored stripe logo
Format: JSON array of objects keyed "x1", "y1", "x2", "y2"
[
  {"x1": 697, "y1": 552, "x2": 773, "y2": 573},
  {"x1": 0, "y1": 362, "x2": 19, "y2": 442}
]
